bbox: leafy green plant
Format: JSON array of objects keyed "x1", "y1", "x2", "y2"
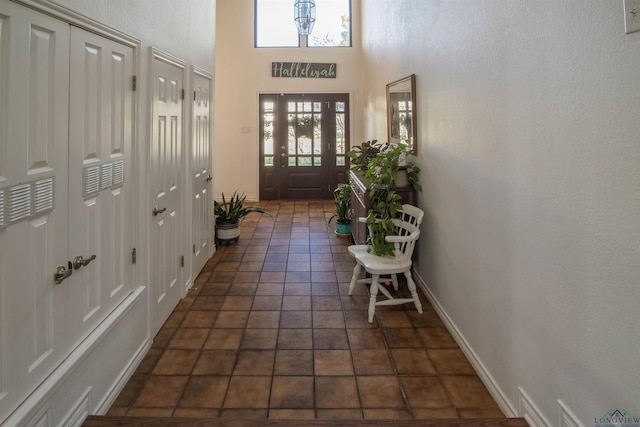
[
  {"x1": 347, "y1": 140, "x2": 388, "y2": 172},
  {"x1": 363, "y1": 144, "x2": 421, "y2": 256},
  {"x1": 328, "y1": 184, "x2": 352, "y2": 225},
  {"x1": 365, "y1": 144, "x2": 421, "y2": 192},
  {"x1": 214, "y1": 191, "x2": 271, "y2": 224}
]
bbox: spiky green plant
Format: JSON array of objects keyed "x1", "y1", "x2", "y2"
[{"x1": 214, "y1": 191, "x2": 271, "y2": 223}]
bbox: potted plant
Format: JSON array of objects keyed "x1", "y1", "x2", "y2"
[
  {"x1": 347, "y1": 140, "x2": 388, "y2": 172},
  {"x1": 363, "y1": 144, "x2": 421, "y2": 256},
  {"x1": 214, "y1": 191, "x2": 271, "y2": 244},
  {"x1": 328, "y1": 183, "x2": 352, "y2": 236}
]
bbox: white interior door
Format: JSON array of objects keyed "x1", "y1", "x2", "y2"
[
  {"x1": 68, "y1": 27, "x2": 135, "y2": 342},
  {"x1": 150, "y1": 51, "x2": 185, "y2": 336},
  {"x1": 0, "y1": 3, "x2": 70, "y2": 418},
  {"x1": 191, "y1": 69, "x2": 213, "y2": 276}
]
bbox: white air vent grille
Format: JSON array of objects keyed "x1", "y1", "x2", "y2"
[
  {"x1": 33, "y1": 177, "x2": 54, "y2": 214},
  {"x1": 101, "y1": 163, "x2": 113, "y2": 189},
  {"x1": 9, "y1": 184, "x2": 31, "y2": 223},
  {"x1": 0, "y1": 189, "x2": 5, "y2": 228},
  {"x1": 84, "y1": 166, "x2": 100, "y2": 197},
  {"x1": 113, "y1": 160, "x2": 124, "y2": 186}
]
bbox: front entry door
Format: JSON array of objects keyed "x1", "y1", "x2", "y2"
[{"x1": 259, "y1": 94, "x2": 350, "y2": 200}]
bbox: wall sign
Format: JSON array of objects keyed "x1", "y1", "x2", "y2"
[{"x1": 272, "y1": 62, "x2": 337, "y2": 79}]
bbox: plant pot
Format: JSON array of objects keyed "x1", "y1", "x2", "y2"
[
  {"x1": 335, "y1": 222, "x2": 351, "y2": 236},
  {"x1": 216, "y1": 220, "x2": 240, "y2": 243},
  {"x1": 394, "y1": 169, "x2": 409, "y2": 188}
]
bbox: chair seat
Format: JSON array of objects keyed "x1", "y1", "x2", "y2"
[
  {"x1": 347, "y1": 204, "x2": 425, "y2": 323},
  {"x1": 354, "y1": 252, "x2": 411, "y2": 275}
]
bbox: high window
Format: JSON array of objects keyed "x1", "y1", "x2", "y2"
[{"x1": 255, "y1": 0, "x2": 351, "y2": 48}]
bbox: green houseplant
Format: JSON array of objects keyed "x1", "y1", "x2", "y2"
[
  {"x1": 363, "y1": 144, "x2": 421, "y2": 256},
  {"x1": 347, "y1": 140, "x2": 388, "y2": 172},
  {"x1": 328, "y1": 183, "x2": 352, "y2": 235},
  {"x1": 214, "y1": 191, "x2": 270, "y2": 244}
]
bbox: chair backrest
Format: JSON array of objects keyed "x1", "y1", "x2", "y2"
[{"x1": 388, "y1": 204, "x2": 424, "y2": 262}]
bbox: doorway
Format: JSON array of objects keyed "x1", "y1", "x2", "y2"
[{"x1": 259, "y1": 93, "x2": 350, "y2": 199}]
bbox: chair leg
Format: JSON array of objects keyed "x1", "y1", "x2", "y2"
[
  {"x1": 404, "y1": 271, "x2": 423, "y2": 314},
  {"x1": 391, "y1": 274, "x2": 399, "y2": 291},
  {"x1": 348, "y1": 263, "x2": 361, "y2": 296},
  {"x1": 368, "y1": 274, "x2": 380, "y2": 323}
]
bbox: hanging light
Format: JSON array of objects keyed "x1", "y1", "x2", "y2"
[{"x1": 294, "y1": 0, "x2": 316, "y2": 36}]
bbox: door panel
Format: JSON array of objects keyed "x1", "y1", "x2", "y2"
[
  {"x1": 259, "y1": 94, "x2": 349, "y2": 200},
  {"x1": 68, "y1": 27, "x2": 134, "y2": 340},
  {"x1": 0, "y1": 2, "x2": 70, "y2": 419},
  {"x1": 191, "y1": 70, "x2": 212, "y2": 276},
  {"x1": 150, "y1": 52, "x2": 184, "y2": 336}
]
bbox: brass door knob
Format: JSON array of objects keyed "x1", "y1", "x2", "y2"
[
  {"x1": 152, "y1": 206, "x2": 167, "y2": 216},
  {"x1": 54, "y1": 266, "x2": 72, "y2": 285},
  {"x1": 73, "y1": 254, "x2": 96, "y2": 270}
]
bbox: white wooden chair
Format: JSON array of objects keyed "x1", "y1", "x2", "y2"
[{"x1": 347, "y1": 204, "x2": 424, "y2": 323}]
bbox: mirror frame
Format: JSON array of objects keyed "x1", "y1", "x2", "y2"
[{"x1": 386, "y1": 74, "x2": 417, "y2": 153}]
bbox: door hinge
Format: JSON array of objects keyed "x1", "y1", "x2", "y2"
[
  {"x1": 132, "y1": 76, "x2": 137, "y2": 91},
  {"x1": 194, "y1": 91, "x2": 197, "y2": 101},
  {"x1": 181, "y1": 89, "x2": 185, "y2": 100},
  {"x1": 132, "y1": 248, "x2": 137, "y2": 264},
  {"x1": 328, "y1": 184, "x2": 331, "y2": 191},
  {"x1": 180, "y1": 255, "x2": 184, "y2": 267},
  {"x1": 193, "y1": 244, "x2": 196, "y2": 254}
]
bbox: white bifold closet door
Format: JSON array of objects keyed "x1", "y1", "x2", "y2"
[{"x1": 0, "y1": 2, "x2": 135, "y2": 421}]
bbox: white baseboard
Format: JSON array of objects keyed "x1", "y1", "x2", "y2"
[
  {"x1": 412, "y1": 269, "x2": 518, "y2": 417},
  {"x1": 519, "y1": 387, "x2": 551, "y2": 427},
  {"x1": 558, "y1": 399, "x2": 584, "y2": 427}
]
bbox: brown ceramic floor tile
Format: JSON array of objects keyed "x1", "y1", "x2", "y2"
[
  {"x1": 270, "y1": 376, "x2": 314, "y2": 409},
  {"x1": 282, "y1": 295, "x2": 312, "y2": 310},
  {"x1": 428, "y1": 348, "x2": 477, "y2": 374},
  {"x1": 111, "y1": 375, "x2": 147, "y2": 407},
  {"x1": 351, "y1": 349, "x2": 395, "y2": 375},
  {"x1": 233, "y1": 350, "x2": 275, "y2": 375},
  {"x1": 314, "y1": 350, "x2": 354, "y2": 375},
  {"x1": 347, "y1": 328, "x2": 387, "y2": 349},
  {"x1": 220, "y1": 295, "x2": 254, "y2": 310},
  {"x1": 152, "y1": 349, "x2": 200, "y2": 375},
  {"x1": 240, "y1": 328, "x2": 278, "y2": 349},
  {"x1": 255, "y1": 283, "x2": 284, "y2": 295},
  {"x1": 383, "y1": 327, "x2": 424, "y2": 348},
  {"x1": 252, "y1": 295, "x2": 283, "y2": 311},
  {"x1": 268, "y1": 409, "x2": 315, "y2": 419},
  {"x1": 315, "y1": 377, "x2": 360, "y2": 409},
  {"x1": 167, "y1": 328, "x2": 209, "y2": 349},
  {"x1": 441, "y1": 376, "x2": 498, "y2": 408},
  {"x1": 173, "y1": 408, "x2": 220, "y2": 418},
  {"x1": 400, "y1": 376, "x2": 453, "y2": 408},
  {"x1": 459, "y1": 407, "x2": 505, "y2": 418},
  {"x1": 213, "y1": 311, "x2": 249, "y2": 328},
  {"x1": 204, "y1": 329, "x2": 243, "y2": 349},
  {"x1": 312, "y1": 296, "x2": 342, "y2": 310},
  {"x1": 178, "y1": 376, "x2": 229, "y2": 408},
  {"x1": 277, "y1": 329, "x2": 313, "y2": 349},
  {"x1": 193, "y1": 350, "x2": 237, "y2": 375},
  {"x1": 313, "y1": 310, "x2": 345, "y2": 328},
  {"x1": 312, "y1": 329, "x2": 349, "y2": 349},
  {"x1": 180, "y1": 311, "x2": 217, "y2": 328},
  {"x1": 274, "y1": 350, "x2": 314, "y2": 375},
  {"x1": 134, "y1": 349, "x2": 163, "y2": 375},
  {"x1": 356, "y1": 376, "x2": 405, "y2": 408},
  {"x1": 126, "y1": 407, "x2": 174, "y2": 417},
  {"x1": 223, "y1": 376, "x2": 272, "y2": 408},
  {"x1": 412, "y1": 408, "x2": 459, "y2": 418},
  {"x1": 246, "y1": 311, "x2": 281, "y2": 328},
  {"x1": 190, "y1": 295, "x2": 224, "y2": 311},
  {"x1": 391, "y1": 348, "x2": 437, "y2": 375},
  {"x1": 417, "y1": 327, "x2": 460, "y2": 348},
  {"x1": 280, "y1": 310, "x2": 312, "y2": 328},
  {"x1": 133, "y1": 376, "x2": 188, "y2": 407}
]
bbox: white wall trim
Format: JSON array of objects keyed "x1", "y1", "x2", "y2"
[
  {"x1": 13, "y1": 0, "x2": 140, "y2": 48},
  {"x1": 3, "y1": 286, "x2": 145, "y2": 426},
  {"x1": 413, "y1": 269, "x2": 518, "y2": 417},
  {"x1": 558, "y1": 399, "x2": 584, "y2": 427},
  {"x1": 519, "y1": 386, "x2": 551, "y2": 427},
  {"x1": 59, "y1": 387, "x2": 91, "y2": 427}
]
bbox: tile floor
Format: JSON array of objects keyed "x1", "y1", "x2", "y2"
[{"x1": 107, "y1": 200, "x2": 505, "y2": 420}]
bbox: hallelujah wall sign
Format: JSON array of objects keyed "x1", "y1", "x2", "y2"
[{"x1": 272, "y1": 62, "x2": 337, "y2": 79}]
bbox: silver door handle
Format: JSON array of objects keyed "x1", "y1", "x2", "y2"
[
  {"x1": 152, "y1": 206, "x2": 167, "y2": 216},
  {"x1": 73, "y1": 254, "x2": 96, "y2": 270}
]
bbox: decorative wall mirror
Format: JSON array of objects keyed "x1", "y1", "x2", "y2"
[{"x1": 386, "y1": 74, "x2": 417, "y2": 153}]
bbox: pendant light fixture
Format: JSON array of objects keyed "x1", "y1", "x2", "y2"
[{"x1": 294, "y1": 0, "x2": 316, "y2": 36}]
